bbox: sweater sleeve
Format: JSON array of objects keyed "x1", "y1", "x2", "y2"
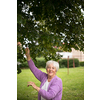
[
  {"x1": 27, "y1": 59, "x2": 46, "y2": 82},
  {"x1": 39, "y1": 79, "x2": 62, "y2": 99}
]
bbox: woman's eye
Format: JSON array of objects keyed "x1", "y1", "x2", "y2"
[{"x1": 48, "y1": 67, "x2": 50, "y2": 69}]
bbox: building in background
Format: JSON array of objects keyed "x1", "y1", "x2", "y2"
[{"x1": 56, "y1": 48, "x2": 84, "y2": 61}]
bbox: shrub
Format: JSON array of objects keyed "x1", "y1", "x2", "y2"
[
  {"x1": 59, "y1": 59, "x2": 67, "y2": 68},
  {"x1": 59, "y1": 58, "x2": 79, "y2": 68},
  {"x1": 35, "y1": 59, "x2": 46, "y2": 68},
  {"x1": 19, "y1": 61, "x2": 28, "y2": 68},
  {"x1": 80, "y1": 61, "x2": 84, "y2": 66},
  {"x1": 74, "y1": 59, "x2": 80, "y2": 67}
]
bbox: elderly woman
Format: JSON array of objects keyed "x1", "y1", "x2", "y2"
[{"x1": 25, "y1": 48, "x2": 62, "y2": 100}]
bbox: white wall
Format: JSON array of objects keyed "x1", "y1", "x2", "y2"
[{"x1": 56, "y1": 52, "x2": 72, "y2": 58}]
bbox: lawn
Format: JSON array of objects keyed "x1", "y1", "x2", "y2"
[{"x1": 17, "y1": 67, "x2": 84, "y2": 100}]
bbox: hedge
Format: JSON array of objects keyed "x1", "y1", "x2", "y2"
[
  {"x1": 34, "y1": 59, "x2": 46, "y2": 68},
  {"x1": 80, "y1": 61, "x2": 84, "y2": 66},
  {"x1": 19, "y1": 58, "x2": 80, "y2": 68},
  {"x1": 19, "y1": 59, "x2": 46, "y2": 68},
  {"x1": 18, "y1": 61, "x2": 28, "y2": 68},
  {"x1": 59, "y1": 58, "x2": 79, "y2": 68}
]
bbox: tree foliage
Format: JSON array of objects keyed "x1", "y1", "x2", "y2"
[{"x1": 17, "y1": 0, "x2": 84, "y2": 73}]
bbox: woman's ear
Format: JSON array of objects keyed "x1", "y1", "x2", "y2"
[{"x1": 56, "y1": 69, "x2": 57, "y2": 72}]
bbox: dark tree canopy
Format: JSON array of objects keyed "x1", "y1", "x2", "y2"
[{"x1": 17, "y1": 0, "x2": 84, "y2": 73}]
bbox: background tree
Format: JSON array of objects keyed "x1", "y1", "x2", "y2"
[{"x1": 17, "y1": 0, "x2": 84, "y2": 73}]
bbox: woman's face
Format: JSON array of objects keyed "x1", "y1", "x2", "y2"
[{"x1": 46, "y1": 63, "x2": 56, "y2": 78}]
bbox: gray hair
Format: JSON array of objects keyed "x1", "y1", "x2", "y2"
[{"x1": 46, "y1": 60, "x2": 59, "y2": 72}]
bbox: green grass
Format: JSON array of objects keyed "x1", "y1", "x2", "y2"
[
  {"x1": 17, "y1": 67, "x2": 84, "y2": 100},
  {"x1": 36, "y1": 57, "x2": 45, "y2": 60}
]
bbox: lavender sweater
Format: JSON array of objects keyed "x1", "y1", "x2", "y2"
[{"x1": 28, "y1": 59, "x2": 62, "y2": 100}]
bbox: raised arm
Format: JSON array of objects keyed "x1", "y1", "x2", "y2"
[{"x1": 25, "y1": 48, "x2": 46, "y2": 82}]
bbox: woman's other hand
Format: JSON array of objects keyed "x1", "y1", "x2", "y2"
[{"x1": 27, "y1": 81, "x2": 40, "y2": 92}]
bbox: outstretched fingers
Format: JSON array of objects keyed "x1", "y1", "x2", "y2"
[{"x1": 27, "y1": 81, "x2": 34, "y2": 87}]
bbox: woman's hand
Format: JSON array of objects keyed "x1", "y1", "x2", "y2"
[
  {"x1": 25, "y1": 48, "x2": 31, "y2": 61},
  {"x1": 27, "y1": 81, "x2": 40, "y2": 92}
]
